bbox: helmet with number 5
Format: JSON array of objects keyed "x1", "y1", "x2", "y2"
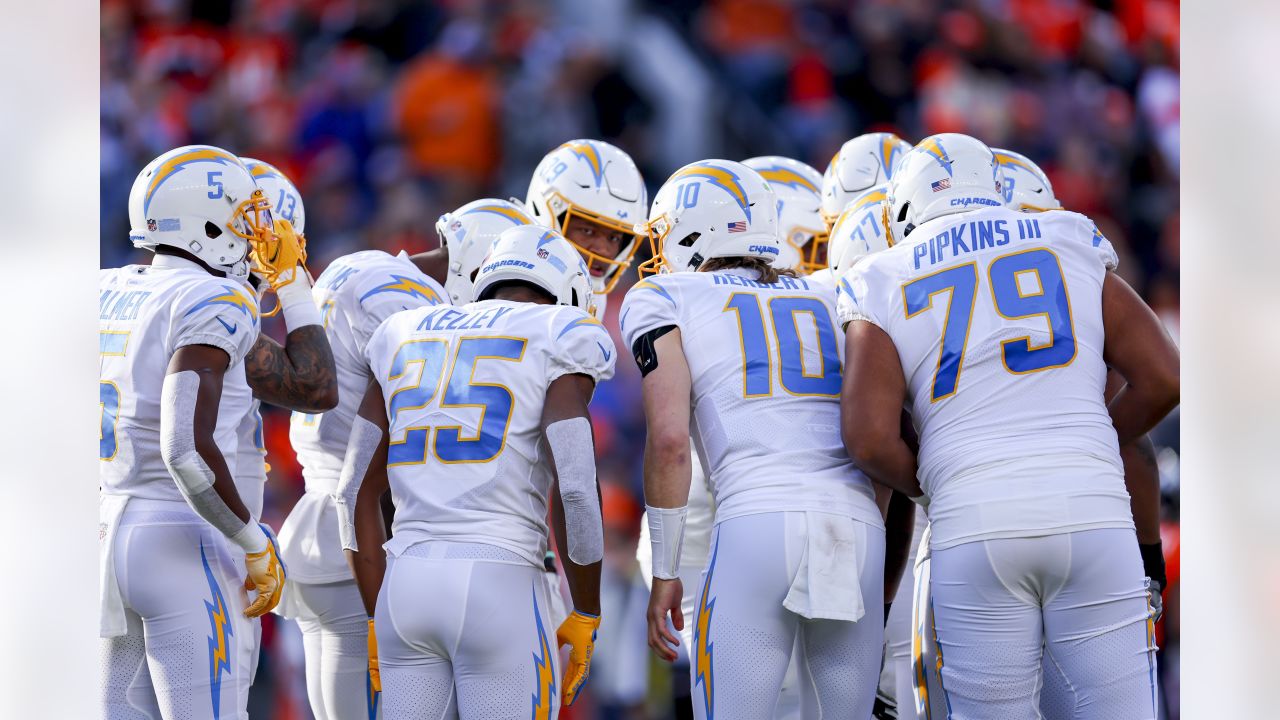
[
  {"x1": 887, "y1": 133, "x2": 1003, "y2": 240},
  {"x1": 241, "y1": 158, "x2": 306, "y2": 232},
  {"x1": 827, "y1": 184, "x2": 893, "y2": 277},
  {"x1": 821, "y1": 132, "x2": 912, "y2": 231},
  {"x1": 742, "y1": 155, "x2": 826, "y2": 274},
  {"x1": 472, "y1": 225, "x2": 594, "y2": 313},
  {"x1": 525, "y1": 139, "x2": 648, "y2": 294},
  {"x1": 128, "y1": 145, "x2": 272, "y2": 279},
  {"x1": 638, "y1": 159, "x2": 780, "y2": 275},
  {"x1": 991, "y1": 148, "x2": 1062, "y2": 212},
  {"x1": 435, "y1": 198, "x2": 535, "y2": 305}
]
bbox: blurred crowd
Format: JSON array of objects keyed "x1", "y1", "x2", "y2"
[{"x1": 100, "y1": 0, "x2": 1181, "y2": 717}]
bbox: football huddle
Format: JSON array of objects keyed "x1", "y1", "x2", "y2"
[{"x1": 99, "y1": 133, "x2": 1179, "y2": 720}]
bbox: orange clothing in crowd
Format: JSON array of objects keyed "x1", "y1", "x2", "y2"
[{"x1": 394, "y1": 53, "x2": 500, "y2": 185}]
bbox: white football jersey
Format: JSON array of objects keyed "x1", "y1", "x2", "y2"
[
  {"x1": 99, "y1": 256, "x2": 259, "y2": 502},
  {"x1": 284, "y1": 250, "x2": 446, "y2": 582},
  {"x1": 805, "y1": 267, "x2": 837, "y2": 289},
  {"x1": 619, "y1": 269, "x2": 881, "y2": 528},
  {"x1": 838, "y1": 206, "x2": 1131, "y2": 550},
  {"x1": 290, "y1": 250, "x2": 448, "y2": 491},
  {"x1": 227, "y1": 372, "x2": 266, "y2": 519},
  {"x1": 364, "y1": 300, "x2": 616, "y2": 566}
]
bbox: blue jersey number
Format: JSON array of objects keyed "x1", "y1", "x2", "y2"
[
  {"x1": 724, "y1": 293, "x2": 841, "y2": 398},
  {"x1": 902, "y1": 248, "x2": 1076, "y2": 401},
  {"x1": 100, "y1": 330, "x2": 129, "y2": 460},
  {"x1": 100, "y1": 381, "x2": 121, "y2": 460},
  {"x1": 386, "y1": 337, "x2": 526, "y2": 466}
]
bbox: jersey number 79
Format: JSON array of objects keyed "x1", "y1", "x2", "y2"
[{"x1": 903, "y1": 247, "x2": 1077, "y2": 402}]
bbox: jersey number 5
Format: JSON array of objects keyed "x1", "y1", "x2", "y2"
[
  {"x1": 903, "y1": 247, "x2": 1077, "y2": 402},
  {"x1": 384, "y1": 336, "x2": 526, "y2": 466},
  {"x1": 100, "y1": 331, "x2": 129, "y2": 460}
]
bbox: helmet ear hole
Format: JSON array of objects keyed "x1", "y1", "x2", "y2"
[
  {"x1": 571, "y1": 288, "x2": 579, "y2": 308},
  {"x1": 896, "y1": 203, "x2": 910, "y2": 223},
  {"x1": 677, "y1": 232, "x2": 700, "y2": 248},
  {"x1": 205, "y1": 222, "x2": 223, "y2": 239}
]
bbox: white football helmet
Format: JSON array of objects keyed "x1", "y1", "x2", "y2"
[
  {"x1": 827, "y1": 184, "x2": 893, "y2": 276},
  {"x1": 992, "y1": 148, "x2": 1062, "y2": 212},
  {"x1": 435, "y1": 198, "x2": 535, "y2": 305},
  {"x1": 472, "y1": 225, "x2": 594, "y2": 313},
  {"x1": 742, "y1": 156, "x2": 826, "y2": 274},
  {"x1": 638, "y1": 159, "x2": 780, "y2": 275},
  {"x1": 820, "y1": 132, "x2": 912, "y2": 231},
  {"x1": 128, "y1": 145, "x2": 271, "y2": 278},
  {"x1": 241, "y1": 158, "x2": 306, "y2": 232},
  {"x1": 526, "y1": 139, "x2": 648, "y2": 294},
  {"x1": 888, "y1": 133, "x2": 1003, "y2": 239}
]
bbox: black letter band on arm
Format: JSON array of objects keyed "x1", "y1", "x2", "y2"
[{"x1": 632, "y1": 325, "x2": 677, "y2": 377}]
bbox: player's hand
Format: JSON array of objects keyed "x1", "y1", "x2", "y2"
[
  {"x1": 242, "y1": 524, "x2": 285, "y2": 617},
  {"x1": 646, "y1": 577, "x2": 684, "y2": 662},
  {"x1": 367, "y1": 618, "x2": 382, "y2": 693},
  {"x1": 250, "y1": 218, "x2": 309, "y2": 290},
  {"x1": 555, "y1": 610, "x2": 600, "y2": 706},
  {"x1": 1147, "y1": 578, "x2": 1164, "y2": 623}
]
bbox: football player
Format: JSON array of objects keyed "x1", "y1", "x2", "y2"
[
  {"x1": 100, "y1": 146, "x2": 290, "y2": 719},
  {"x1": 991, "y1": 146, "x2": 1169, "y2": 720},
  {"x1": 838, "y1": 134, "x2": 1178, "y2": 719},
  {"x1": 820, "y1": 133, "x2": 912, "y2": 239},
  {"x1": 339, "y1": 225, "x2": 613, "y2": 718},
  {"x1": 278, "y1": 192, "x2": 460, "y2": 718},
  {"x1": 824, "y1": 184, "x2": 921, "y2": 718},
  {"x1": 744, "y1": 155, "x2": 828, "y2": 277},
  {"x1": 627, "y1": 160, "x2": 886, "y2": 719},
  {"x1": 525, "y1": 139, "x2": 648, "y2": 318}
]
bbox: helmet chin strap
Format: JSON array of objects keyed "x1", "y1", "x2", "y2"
[{"x1": 153, "y1": 244, "x2": 249, "y2": 281}]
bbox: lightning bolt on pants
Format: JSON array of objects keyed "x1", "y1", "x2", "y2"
[
  {"x1": 101, "y1": 503, "x2": 254, "y2": 719},
  {"x1": 690, "y1": 512, "x2": 886, "y2": 720},
  {"x1": 374, "y1": 541, "x2": 561, "y2": 720}
]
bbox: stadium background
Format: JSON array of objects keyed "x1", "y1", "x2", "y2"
[{"x1": 99, "y1": 0, "x2": 1181, "y2": 717}]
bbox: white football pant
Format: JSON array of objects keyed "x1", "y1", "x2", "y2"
[
  {"x1": 375, "y1": 541, "x2": 562, "y2": 720},
  {"x1": 880, "y1": 505, "x2": 927, "y2": 715},
  {"x1": 689, "y1": 512, "x2": 885, "y2": 720},
  {"x1": 100, "y1": 501, "x2": 258, "y2": 720},
  {"x1": 922, "y1": 528, "x2": 1158, "y2": 720},
  {"x1": 287, "y1": 579, "x2": 381, "y2": 720}
]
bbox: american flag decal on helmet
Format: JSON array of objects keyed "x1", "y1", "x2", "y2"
[
  {"x1": 727, "y1": 221, "x2": 747, "y2": 233},
  {"x1": 930, "y1": 178, "x2": 951, "y2": 192}
]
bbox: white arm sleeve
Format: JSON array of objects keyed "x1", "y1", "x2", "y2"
[
  {"x1": 333, "y1": 415, "x2": 384, "y2": 552},
  {"x1": 645, "y1": 504, "x2": 688, "y2": 580},
  {"x1": 545, "y1": 417, "x2": 603, "y2": 565},
  {"x1": 160, "y1": 370, "x2": 266, "y2": 553},
  {"x1": 274, "y1": 273, "x2": 322, "y2": 330}
]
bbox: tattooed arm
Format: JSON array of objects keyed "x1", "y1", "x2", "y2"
[{"x1": 246, "y1": 326, "x2": 338, "y2": 413}]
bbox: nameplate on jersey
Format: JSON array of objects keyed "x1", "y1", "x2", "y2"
[{"x1": 414, "y1": 306, "x2": 513, "y2": 333}]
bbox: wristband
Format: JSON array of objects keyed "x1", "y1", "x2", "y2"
[
  {"x1": 1139, "y1": 541, "x2": 1167, "y2": 590},
  {"x1": 645, "y1": 504, "x2": 688, "y2": 580},
  {"x1": 229, "y1": 518, "x2": 269, "y2": 554},
  {"x1": 275, "y1": 274, "x2": 321, "y2": 330}
]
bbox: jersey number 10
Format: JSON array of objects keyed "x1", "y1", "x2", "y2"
[{"x1": 724, "y1": 294, "x2": 842, "y2": 398}]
